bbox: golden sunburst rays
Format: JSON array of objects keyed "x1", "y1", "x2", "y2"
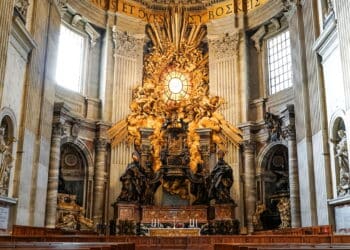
[
  {"x1": 146, "y1": 7, "x2": 206, "y2": 53},
  {"x1": 108, "y1": 119, "x2": 129, "y2": 147},
  {"x1": 108, "y1": 6, "x2": 242, "y2": 172}
]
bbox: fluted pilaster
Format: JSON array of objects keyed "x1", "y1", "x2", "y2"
[
  {"x1": 334, "y1": 0, "x2": 350, "y2": 109},
  {"x1": 109, "y1": 25, "x2": 144, "y2": 218},
  {"x1": 0, "y1": 0, "x2": 15, "y2": 105},
  {"x1": 243, "y1": 141, "x2": 256, "y2": 234},
  {"x1": 45, "y1": 122, "x2": 63, "y2": 227}
]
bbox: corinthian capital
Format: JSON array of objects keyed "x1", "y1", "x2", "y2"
[
  {"x1": 209, "y1": 32, "x2": 240, "y2": 59},
  {"x1": 112, "y1": 27, "x2": 144, "y2": 58}
]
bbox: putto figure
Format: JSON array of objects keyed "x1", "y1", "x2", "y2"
[{"x1": 208, "y1": 150, "x2": 234, "y2": 204}]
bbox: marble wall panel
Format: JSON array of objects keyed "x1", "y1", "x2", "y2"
[
  {"x1": 33, "y1": 162, "x2": 49, "y2": 226},
  {"x1": 15, "y1": 129, "x2": 35, "y2": 225},
  {"x1": 297, "y1": 139, "x2": 313, "y2": 226},
  {"x1": 312, "y1": 131, "x2": 329, "y2": 225},
  {"x1": 2, "y1": 43, "x2": 26, "y2": 129}
]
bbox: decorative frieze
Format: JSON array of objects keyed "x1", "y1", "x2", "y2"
[{"x1": 209, "y1": 33, "x2": 240, "y2": 59}]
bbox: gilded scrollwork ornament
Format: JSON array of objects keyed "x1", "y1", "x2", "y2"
[{"x1": 108, "y1": 7, "x2": 242, "y2": 174}]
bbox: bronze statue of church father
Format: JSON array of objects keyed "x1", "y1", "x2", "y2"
[{"x1": 113, "y1": 117, "x2": 237, "y2": 234}]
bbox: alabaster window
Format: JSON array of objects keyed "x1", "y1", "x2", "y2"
[
  {"x1": 267, "y1": 30, "x2": 292, "y2": 95},
  {"x1": 55, "y1": 24, "x2": 86, "y2": 93},
  {"x1": 164, "y1": 71, "x2": 190, "y2": 101}
]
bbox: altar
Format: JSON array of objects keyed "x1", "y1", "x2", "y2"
[
  {"x1": 141, "y1": 205, "x2": 208, "y2": 224},
  {"x1": 149, "y1": 228, "x2": 200, "y2": 236}
]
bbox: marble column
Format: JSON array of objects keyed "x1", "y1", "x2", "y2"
[
  {"x1": 243, "y1": 141, "x2": 256, "y2": 234},
  {"x1": 0, "y1": 0, "x2": 15, "y2": 104},
  {"x1": 93, "y1": 138, "x2": 107, "y2": 224},
  {"x1": 45, "y1": 122, "x2": 63, "y2": 228},
  {"x1": 282, "y1": 106, "x2": 301, "y2": 227}
]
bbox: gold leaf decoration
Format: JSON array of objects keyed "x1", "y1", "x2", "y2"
[{"x1": 109, "y1": 7, "x2": 242, "y2": 172}]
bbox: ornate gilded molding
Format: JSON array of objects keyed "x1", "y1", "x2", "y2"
[
  {"x1": 209, "y1": 33, "x2": 240, "y2": 58},
  {"x1": 112, "y1": 27, "x2": 144, "y2": 58}
]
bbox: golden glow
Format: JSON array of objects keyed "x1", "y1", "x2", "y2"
[
  {"x1": 108, "y1": 7, "x2": 243, "y2": 175},
  {"x1": 165, "y1": 71, "x2": 189, "y2": 101},
  {"x1": 169, "y1": 78, "x2": 182, "y2": 93}
]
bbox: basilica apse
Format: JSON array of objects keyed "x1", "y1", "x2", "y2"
[{"x1": 108, "y1": 7, "x2": 242, "y2": 235}]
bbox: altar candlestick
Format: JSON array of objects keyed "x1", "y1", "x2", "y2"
[{"x1": 195, "y1": 219, "x2": 197, "y2": 228}]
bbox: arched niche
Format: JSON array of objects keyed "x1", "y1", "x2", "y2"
[
  {"x1": 256, "y1": 143, "x2": 289, "y2": 230},
  {"x1": 329, "y1": 116, "x2": 349, "y2": 197},
  {"x1": 0, "y1": 107, "x2": 17, "y2": 196},
  {"x1": 58, "y1": 142, "x2": 88, "y2": 207}
]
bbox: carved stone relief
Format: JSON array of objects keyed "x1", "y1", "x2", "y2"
[{"x1": 209, "y1": 33, "x2": 240, "y2": 59}]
